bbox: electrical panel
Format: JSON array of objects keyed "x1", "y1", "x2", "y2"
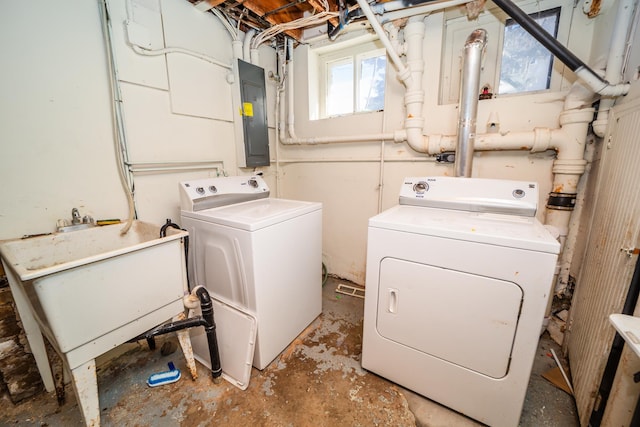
[{"x1": 235, "y1": 59, "x2": 270, "y2": 167}]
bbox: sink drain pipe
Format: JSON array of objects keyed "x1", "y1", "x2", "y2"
[
  {"x1": 130, "y1": 286, "x2": 223, "y2": 382},
  {"x1": 130, "y1": 221, "x2": 222, "y2": 381}
]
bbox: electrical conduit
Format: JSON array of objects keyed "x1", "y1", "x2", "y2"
[
  {"x1": 244, "y1": 29, "x2": 256, "y2": 63},
  {"x1": 100, "y1": 0, "x2": 136, "y2": 235}
]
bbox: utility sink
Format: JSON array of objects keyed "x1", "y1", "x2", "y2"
[{"x1": 0, "y1": 221, "x2": 194, "y2": 426}]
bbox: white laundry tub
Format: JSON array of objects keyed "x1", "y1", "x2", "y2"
[{"x1": 0, "y1": 221, "x2": 191, "y2": 426}]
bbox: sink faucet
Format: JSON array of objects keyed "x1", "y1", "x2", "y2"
[
  {"x1": 71, "y1": 208, "x2": 81, "y2": 225},
  {"x1": 57, "y1": 208, "x2": 95, "y2": 232}
]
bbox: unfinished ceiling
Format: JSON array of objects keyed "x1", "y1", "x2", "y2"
[
  {"x1": 187, "y1": 0, "x2": 449, "y2": 42},
  {"x1": 188, "y1": 0, "x2": 345, "y2": 41}
]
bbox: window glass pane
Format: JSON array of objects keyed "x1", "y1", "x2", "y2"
[
  {"x1": 499, "y1": 8, "x2": 560, "y2": 94},
  {"x1": 326, "y1": 59, "x2": 353, "y2": 116},
  {"x1": 357, "y1": 54, "x2": 386, "y2": 112}
]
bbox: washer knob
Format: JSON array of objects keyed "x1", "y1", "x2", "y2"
[
  {"x1": 248, "y1": 179, "x2": 259, "y2": 188},
  {"x1": 209, "y1": 185, "x2": 217, "y2": 193},
  {"x1": 413, "y1": 181, "x2": 429, "y2": 194},
  {"x1": 196, "y1": 187, "x2": 205, "y2": 195},
  {"x1": 513, "y1": 189, "x2": 525, "y2": 198}
]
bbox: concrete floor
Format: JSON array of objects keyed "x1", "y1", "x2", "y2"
[{"x1": 1, "y1": 277, "x2": 578, "y2": 426}]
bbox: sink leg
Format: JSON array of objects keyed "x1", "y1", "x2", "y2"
[
  {"x1": 174, "y1": 313, "x2": 198, "y2": 380},
  {"x1": 4, "y1": 267, "x2": 55, "y2": 392},
  {"x1": 71, "y1": 359, "x2": 100, "y2": 427}
]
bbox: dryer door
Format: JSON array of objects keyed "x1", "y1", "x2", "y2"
[{"x1": 376, "y1": 257, "x2": 523, "y2": 378}]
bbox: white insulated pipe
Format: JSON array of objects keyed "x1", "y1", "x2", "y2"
[
  {"x1": 243, "y1": 29, "x2": 256, "y2": 62},
  {"x1": 286, "y1": 38, "x2": 298, "y2": 141},
  {"x1": 592, "y1": 0, "x2": 637, "y2": 137},
  {"x1": 250, "y1": 48, "x2": 260, "y2": 65},
  {"x1": 380, "y1": 0, "x2": 478, "y2": 23},
  {"x1": 131, "y1": 45, "x2": 232, "y2": 69},
  {"x1": 403, "y1": 17, "x2": 427, "y2": 155},
  {"x1": 232, "y1": 40, "x2": 243, "y2": 60},
  {"x1": 355, "y1": 0, "x2": 413, "y2": 87},
  {"x1": 455, "y1": 29, "x2": 487, "y2": 177}
]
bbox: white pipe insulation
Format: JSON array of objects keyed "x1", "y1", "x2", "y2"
[
  {"x1": 592, "y1": 0, "x2": 637, "y2": 137},
  {"x1": 243, "y1": 29, "x2": 256, "y2": 63},
  {"x1": 355, "y1": 0, "x2": 413, "y2": 87}
]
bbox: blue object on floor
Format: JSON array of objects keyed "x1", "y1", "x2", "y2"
[{"x1": 147, "y1": 362, "x2": 181, "y2": 387}]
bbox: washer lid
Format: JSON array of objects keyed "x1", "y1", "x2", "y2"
[
  {"x1": 181, "y1": 198, "x2": 322, "y2": 231},
  {"x1": 370, "y1": 205, "x2": 560, "y2": 254}
]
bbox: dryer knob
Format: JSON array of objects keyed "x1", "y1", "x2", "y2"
[
  {"x1": 513, "y1": 189, "x2": 525, "y2": 198},
  {"x1": 413, "y1": 181, "x2": 429, "y2": 194},
  {"x1": 248, "y1": 179, "x2": 259, "y2": 188}
]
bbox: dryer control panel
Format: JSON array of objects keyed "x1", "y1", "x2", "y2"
[
  {"x1": 399, "y1": 176, "x2": 538, "y2": 217},
  {"x1": 180, "y1": 176, "x2": 269, "y2": 212}
]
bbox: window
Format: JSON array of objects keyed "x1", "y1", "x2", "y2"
[
  {"x1": 317, "y1": 40, "x2": 387, "y2": 118},
  {"x1": 326, "y1": 58, "x2": 354, "y2": 116},
  {"x1": 440, "y1": 0, "x2": 571, "y2": 104},
  {"x1": 499, "y1": 8, "x2": 560, "y2": 94}
]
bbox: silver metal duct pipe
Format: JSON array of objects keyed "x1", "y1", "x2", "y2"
[{"x1": 454, "y1": 29, "x2": 487, "y2": 177}]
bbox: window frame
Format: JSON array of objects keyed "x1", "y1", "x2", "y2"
[
  {"x1": 325, "y1": 55, "x2": 355, "y2": 117},
  {"x1": 317, "y1": 40, "x2": 387, "y2": 119},
  {"x1": 439, "y1": 0, "x2": 573, "y2": 105},
  {"x1": 498, "y1": 6, "x2": 561, "y2": 95}
]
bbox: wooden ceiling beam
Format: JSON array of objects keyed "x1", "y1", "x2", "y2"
[
  {"x1": 308, "y1": 0, "x2": 339, "y2": 28},
  {"x1": 188, "y1": 0, "x2": 342, "y2": 42},
  {"x1": 242, "y1": 0, "x2": 307, "y2": 41},
  {"x1": 190, "y1": 0, "x2": 226, "y2": 11}
]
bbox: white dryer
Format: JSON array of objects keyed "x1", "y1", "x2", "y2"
[
  {"x1": 362, "y1": 177, "x2": 560, "y2": 427},
  {"x1": 179, "y1": 176, "x2": 322, "y2": 372}
]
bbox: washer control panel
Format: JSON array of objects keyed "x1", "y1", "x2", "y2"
[
  {"x1": 180, "y1": 176, "x2": 269, "y2": 212},
  {"x1": 399, "y1": 176, "x2": 538, "y2": 216}
]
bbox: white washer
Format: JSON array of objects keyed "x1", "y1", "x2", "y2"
[
  {"x1": 362, "y1": 177, "x2": 560, "y2": 427},
  {"x1": 180, "y1": 176, "x2": 322, "y2": 371}
]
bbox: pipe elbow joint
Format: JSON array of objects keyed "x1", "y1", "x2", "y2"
[
  {"x1": 592, "y1": 117, "x2": 608, "y2": 138},
  {"x1": 402, "y1": 127, "x2": 429, "y2": 153},
  {"x1": 597, "y1": 82, "x2": 630, "y2": 97}
]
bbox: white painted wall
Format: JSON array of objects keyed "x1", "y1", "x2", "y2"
[
  {"x1": 106, "y1": 0, "x2": 278, "y2": 225},
  {"x1": 0, "y1": 0, "x2": 278, "y2": 240},
  {"x1": 0, "y1": 1, "x2": 128, "y2": 239}
]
